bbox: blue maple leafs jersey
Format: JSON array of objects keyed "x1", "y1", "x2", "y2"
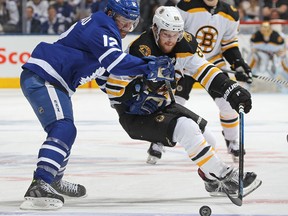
[{"x1": 22, "y1": 11, "x2": 150, "y2": 96}]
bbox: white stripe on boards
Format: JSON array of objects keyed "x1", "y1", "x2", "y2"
[
  {"x1": 45, "y1": 82, "x2": 65, "y2": 121},
  {"x1": 38, "y1": 157, "x2": 61, "y2": 170},
  {"x1": 41, "y1": 144, "x2": 67, "y2": 157}
]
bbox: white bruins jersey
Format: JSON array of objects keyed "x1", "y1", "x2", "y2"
[{"x1": 177, "y1": 0, "x2": 240, "y2": 68}]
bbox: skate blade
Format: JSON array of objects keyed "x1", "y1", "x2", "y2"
[
  {"x1": 20, "y1": 197, "x2": 63, "y2": 210},
  {"x1": 146, "y1": 155, "x2": 159, "y2": 165},
  {"x1": 243, "y1": 179, "x2": 262, "y2": 197},
  {"x1": 62, "y1": 193, "x2": 88, "y2": 200},
  {"x1": 209, "y1": 191, "x2": 238, "y2": 197}
]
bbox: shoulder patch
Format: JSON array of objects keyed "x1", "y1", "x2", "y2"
[
  {"x1": 139, "y1": 45, "x2": 151, "y2": 57},
  {"x1": 183, "y1": 32, "x2": 193, "y2": 43}
]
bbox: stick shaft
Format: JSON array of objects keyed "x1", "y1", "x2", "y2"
[
  {"x1": 238, "y1": 104, "x2": 245, "y2": 199},
  {"x1": 165, "y1": 80, "x2": 175, "y2": 103},
  {"x1": 222, "y1": 69, "x2": 288, "y2": 87}
]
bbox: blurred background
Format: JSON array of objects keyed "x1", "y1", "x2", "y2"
[{"x1": 0, "y1": 0, "x2": 287, "y2": 93}]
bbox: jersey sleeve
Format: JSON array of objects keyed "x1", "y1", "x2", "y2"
[
  {"x1": 87, "y1": 29, "x2": 150, "y2": 77},
  {"x1": 176, "y1": 33, "x2": 222, "y2": 91},
  {"x1": 220, "y1": 20, "x2": 239, "y2": 53}
]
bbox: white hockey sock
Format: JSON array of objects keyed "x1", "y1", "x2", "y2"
[{"x1": 173, "y1": 117, "x2": 227, "y2": 178}]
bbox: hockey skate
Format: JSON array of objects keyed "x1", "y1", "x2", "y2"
[
  {"x1": 146, "y1": 142, "x2": 165, "y2": 165},
  {"x1": 51, "y1": 179, "x2": 87, "y2": 198},
  {"x1": 20, "y1": 178, "x2": 64, "y2": 210},
  {"x1": 198, "y1": 168, "x2": 262, "y2": 198}
]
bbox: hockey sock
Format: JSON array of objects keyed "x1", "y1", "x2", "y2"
[{"x1": 36, "y1": 119, "x2": 76, "y2": 184}]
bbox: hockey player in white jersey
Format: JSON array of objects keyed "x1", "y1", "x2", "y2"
[
  {"x1": 147, "y1": 0, "x2": 253, "y2": 163},
  {"x1": 98, "y1": 6, "x2": 261, "y2": 203},
  {"x1": 19, "y1": 0, "x2": 175, "y2": 210},
  {"x1": 248, "y1": 22, "x2": 288, "y2": 84}
]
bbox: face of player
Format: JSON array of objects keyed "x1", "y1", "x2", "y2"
[
  {"x1": 114, "y1": 14, "x2": 139, "y2": 38},
  {"x1": 158, "y1": 30, "x2": 180, "y2": 53},
  {"x1": 260, "y1": 23, "x2": 272, "y2": 37},
  {"x1": 203, "y1": 0, "x2": 218, "y2": 7}
]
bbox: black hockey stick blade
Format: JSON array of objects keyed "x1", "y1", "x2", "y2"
[
  {"x1": 224, "y1": 189, "x2": 242, "y2": 206},
  {"x1": 225, "y1": 178, "x2": 262, "y2": 206}
]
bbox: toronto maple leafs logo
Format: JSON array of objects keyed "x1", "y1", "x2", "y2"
[{"x1": 79, "y1": 67, "x2": 105, "y2": 85}]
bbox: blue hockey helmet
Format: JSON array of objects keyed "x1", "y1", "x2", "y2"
[{"x1": 106, "y1": 0, "x2": 140, "y2": 21}]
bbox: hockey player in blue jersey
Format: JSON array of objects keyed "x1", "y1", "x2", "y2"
[{"x1": 19, "y1": 0, "x2": 175, "y2": 210}]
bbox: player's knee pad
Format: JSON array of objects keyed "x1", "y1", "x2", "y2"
[
  {"x1": 173, "y1": 117, "x2": 204, "y2": 152},
  {"x1": 45, "y1": 118, "x2": 77, "y2": 150}
]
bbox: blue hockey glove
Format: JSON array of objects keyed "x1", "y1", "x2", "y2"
[
  {"x1": 143, "y1": 56, "x2": 175, "y2": 82},
  {"x1": 231, "y1": 59, "x2": 253, "y2": 84},
  {"x1": 127, "y1": 92, "x2": 167, "y2": 115}
]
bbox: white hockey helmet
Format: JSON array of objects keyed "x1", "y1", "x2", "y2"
[{"x1": 152, "y1": 6, "x2": 184, "y2": 44}]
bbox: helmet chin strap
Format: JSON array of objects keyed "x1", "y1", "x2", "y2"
[{"x1": 152, "y1": 25, "x2": 160, "y2": 47}]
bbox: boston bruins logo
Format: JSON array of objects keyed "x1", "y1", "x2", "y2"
[
  {"x1": 176, "y1": 84, "x2": 183, "y2": 92},
  {"x1": 139, "y1": 45, "x2": 151, "y2": 57},
  {"x1": 155, "y1": 114, "x2": 165, "y2": 122},
  {"x1": 195, "y1": 26, "x2": 218, "y2": 53},
  {"x1": 183, "y1": 32, "x2": 192, "y2": 43}
]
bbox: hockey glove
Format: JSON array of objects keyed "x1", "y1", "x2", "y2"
[
  {"x1": 222, "y1": 80, "x2": 252, "y2": 113},
  {"x1": 144, "y1": 56, "x2": 175, "y2": 82},
  {"x1": 127, "y1": 92, "x2": 167, "y2": 115},
  {"x1": 231, "y1": 59, "x2": 253, "y2": 84}
]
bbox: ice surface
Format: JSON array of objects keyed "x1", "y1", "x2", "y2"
[{"x1": 0, "y1": 89, "x2": 287, "y2": 216}]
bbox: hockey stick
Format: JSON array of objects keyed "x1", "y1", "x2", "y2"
[
  {"x1": 238, "y1": 104, "x2": 245, "y2": 202},
  {"x1": 224, "y1": 104, "x2": 245, "y2": 206},
  {"x1": 222, "y1": 69, "x2": 288, "y2": 87},
  {"x1": 165, "y1": 80, "x2": 175, "y2": 103}
]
